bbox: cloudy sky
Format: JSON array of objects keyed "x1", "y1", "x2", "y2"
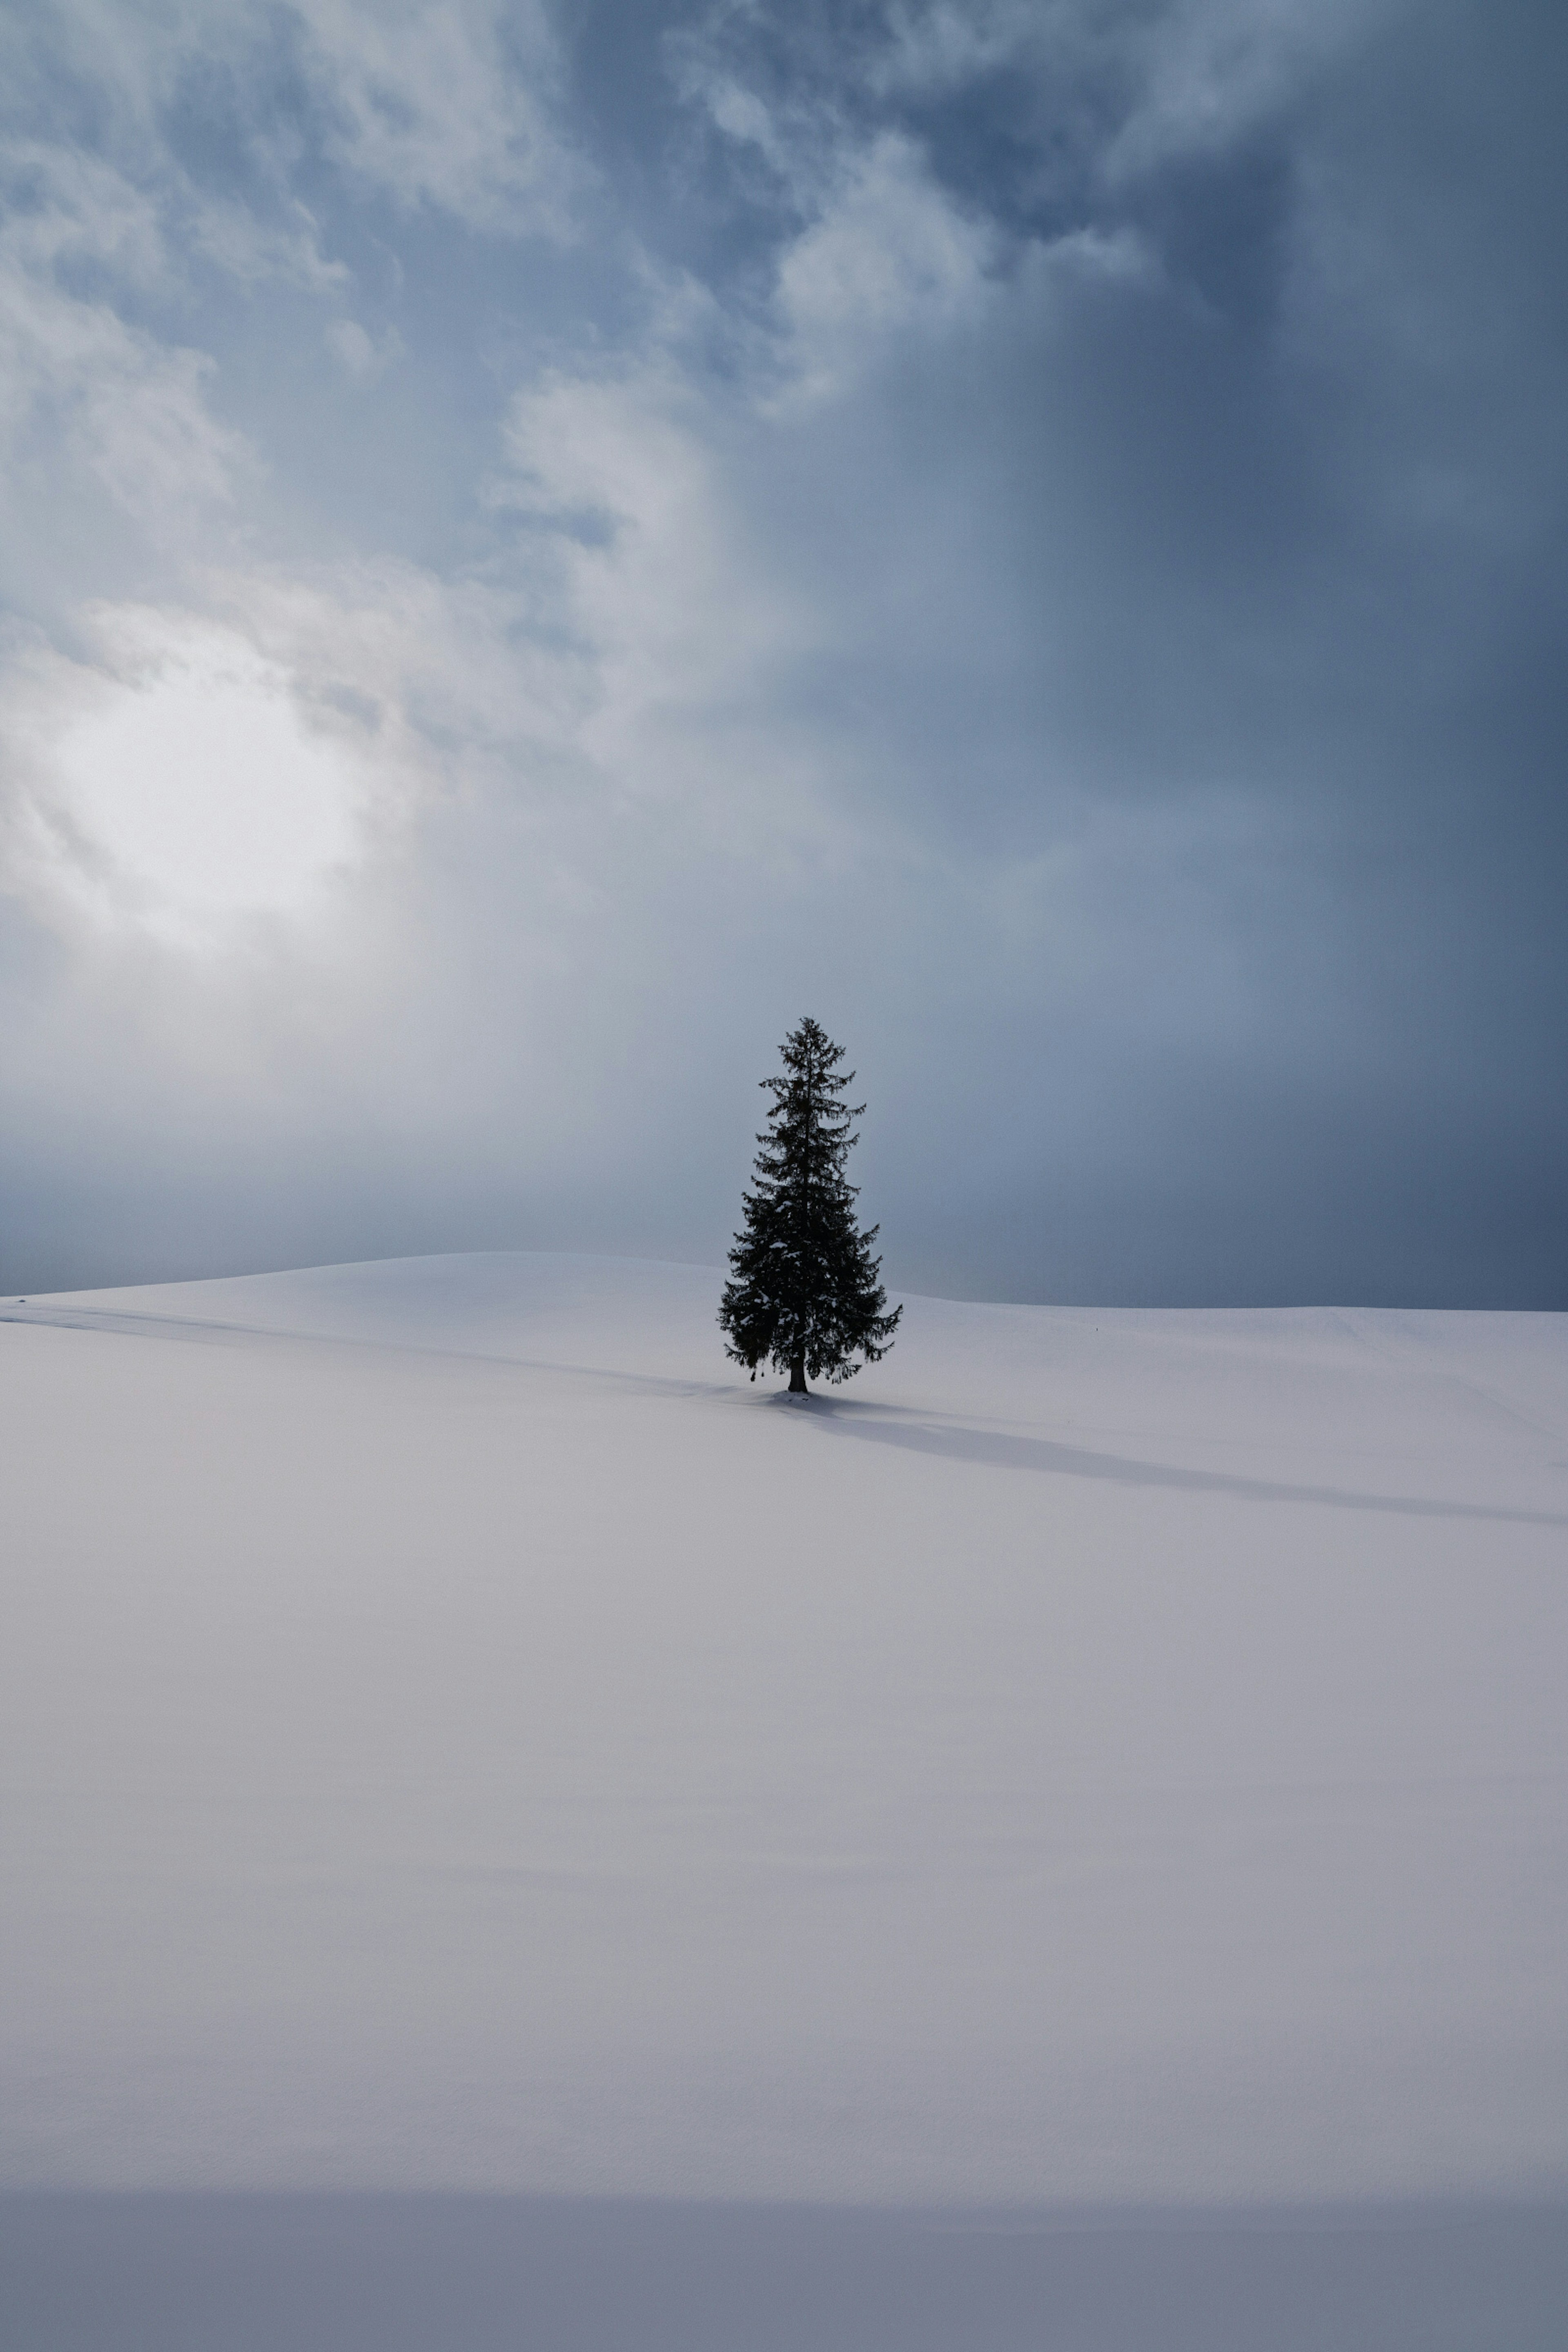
[{"x1": 0, "y1": 0, "x2": 1562, "y2": 1303}]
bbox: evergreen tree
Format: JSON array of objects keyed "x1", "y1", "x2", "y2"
[{"x1": 720, "y1": 1017, "x2": 902, "y2": 1393}]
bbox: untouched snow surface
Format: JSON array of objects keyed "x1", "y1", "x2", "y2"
[{"x1": 3, "y1": 1252, "x2": 1567, "y2": 2206}]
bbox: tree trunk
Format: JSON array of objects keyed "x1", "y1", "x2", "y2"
[{"x1": 788, "y1": 1354, "x2": 808, "y2": 1394}]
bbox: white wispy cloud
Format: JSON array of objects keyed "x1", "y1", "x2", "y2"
[
  {"x1": 294, "y1": 0, "x2": 582, "y2": 232},
  {"x1": 0, "y1": 244, "x2": 249, "y2": 535}
]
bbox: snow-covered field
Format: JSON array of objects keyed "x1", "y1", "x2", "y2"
[{"x1": 4, "y1": 1254, "x2": 1567, "y2": 2209}]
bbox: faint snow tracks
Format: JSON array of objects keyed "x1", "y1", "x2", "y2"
[{"x1": 0, "y1": 1301, "x2": 728, "y2": 1400}]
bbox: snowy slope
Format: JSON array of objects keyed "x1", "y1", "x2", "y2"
[{"x1": 3, "y1": 1254, "x2": 1566, "y2": 2205}]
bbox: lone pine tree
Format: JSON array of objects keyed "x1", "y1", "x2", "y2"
[{"x1": 719, "y1": 1016, "x2": 902, "y2": 1394}]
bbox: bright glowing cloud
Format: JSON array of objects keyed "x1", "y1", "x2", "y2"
[{"x1": 11, "y1": 615, "x2": 370, "y2": 944}]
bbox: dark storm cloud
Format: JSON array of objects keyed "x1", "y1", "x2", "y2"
[{"x1": 0, "y1": 0, "x2": 1562, "y2": 1303}]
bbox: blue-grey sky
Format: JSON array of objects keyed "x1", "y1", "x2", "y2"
[{"x1": 0, "y1": 0, "x2": 1563, "y2": 1303}]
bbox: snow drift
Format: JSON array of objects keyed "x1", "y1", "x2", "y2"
[{"x1": 3, "y1": 1254, "x2": 1566, "y2": 2205}]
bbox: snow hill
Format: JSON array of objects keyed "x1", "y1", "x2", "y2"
[{"x1": 3, "y1": 1253, "x2": 1566, "y2": 2206}]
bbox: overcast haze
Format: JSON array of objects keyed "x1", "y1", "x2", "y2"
[{"x1": 1, "y1": 0, "x2": 1563, "y2": 1302}]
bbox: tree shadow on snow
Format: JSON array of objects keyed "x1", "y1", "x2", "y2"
[{"x1": 774, "y1": 1395, "x2": 1567, "y2": 1526}]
